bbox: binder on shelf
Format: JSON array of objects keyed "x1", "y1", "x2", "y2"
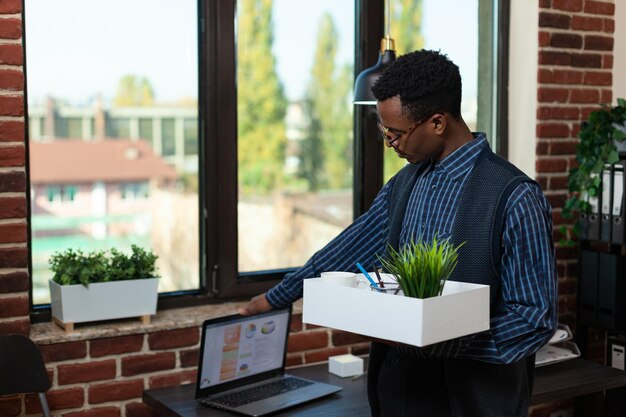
[
  {"x1": 588, "y1": 172, "x2": 601, "y2": 241},
  {"x1": 612, "y1": 161, "x2": 625, "y2": 244},
  {"x1": 608, "y1": 336, "x2": 626, "y2": 371},
  {"x1": 579, "y1": 215, "x2": 589, "y2": 240},
  {"x1": 598, "y1": 252, "x2": 625, "y2": 331},
  {"x1": 579, "y1": 250, "x2": 599, "y2": 326},
  {"x1": 601, "y1": 164, "x2": 614, "y2": 242}
]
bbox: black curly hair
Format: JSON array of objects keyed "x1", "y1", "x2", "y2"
[{"x1": 371, "y1": 49, "x2": 462, "y2": 122}]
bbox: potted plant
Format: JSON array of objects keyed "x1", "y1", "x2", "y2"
[
  {"x1": 48, "y1": 244, "x2": 160, "y2": 332},
  {"x1": 377, "y1": 236, "x2": 464, "y2": 299},
  {"x1": 562, "y1": 98, "x2": 626, "y2": 243}
]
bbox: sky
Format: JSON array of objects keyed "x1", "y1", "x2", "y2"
[
  {"x1": 24, "y1": 0, "x2": 198, "y2": 105},
  {"x1": 24, "y1": 0, "x2": 478, "y2": 106}
]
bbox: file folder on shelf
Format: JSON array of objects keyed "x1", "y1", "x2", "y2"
[
  {"x1": 579, "y1": 250, "x2": 599, "y2": 326},
  {"x1": 598, "y1": 252, "x2": 625, "y2": 331},
  {"x1": 601, "y1": 164, "x2": 614, "y2": 242},
  {"x1": 612, "y1": 161, "x2": 625, "y2": 244},
  {"x1": 588, "y1": 172, "x2": 601, "y2": 241}
]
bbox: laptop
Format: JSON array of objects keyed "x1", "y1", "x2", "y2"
[{"x1": 195, "y1": 307, "x2": 342, "y2": 416}]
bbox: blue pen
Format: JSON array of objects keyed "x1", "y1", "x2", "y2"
[{"x1": 356, "y1": 262, "x2": 379, "y2": 288}]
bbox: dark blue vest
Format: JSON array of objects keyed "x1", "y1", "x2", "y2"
[{"x1": 368, "y1": 146, "x2": 537, "y2": 417}]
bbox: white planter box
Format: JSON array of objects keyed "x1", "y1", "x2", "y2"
[
  {"x1": 49, "y1": 278, "x2": 159, "y2": 327},
  {"x1": 303, "y1": 278, "x2": 490, "y2": 347}
]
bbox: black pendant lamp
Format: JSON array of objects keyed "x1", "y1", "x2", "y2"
[{"x1": 353, "y1": 1, "x2": 396, "y2": 105}]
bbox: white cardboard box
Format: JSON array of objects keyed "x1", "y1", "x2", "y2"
[{"x1": 303, "y1": 278, "x2": 490, "y2": 347}]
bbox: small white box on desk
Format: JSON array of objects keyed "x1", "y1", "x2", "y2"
[
  {"x1": 303, "y1": 278, "x2": 490, "y2": 347},
  {"x1": 328, "y1": 354, "x2": 364, "y2": 378}
]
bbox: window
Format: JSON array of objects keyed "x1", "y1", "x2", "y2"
[
  {"x1": 202, "y1": 0, "x2": 370, "y2": 297},
  {"x1": 106, "y1": 117, "x2": 131, "y2": 139},
  {"x1": 161, "y1": 118, "x2": 177, "y2": 157},
  {"x1": 26, "y1": 0, "x2": 507, "y2": 313},
  {"x1": 235, "y1": 0, "x2": 355, "y2": 273},
  {"x1": 120, "y1": 182, "x2": 149, "y2": 201},
  {"x1": 46, "y1": 185, "x2": 76, "y2": 203},
  {"x1": 25, "y1": 0, "x2": 199, "y2": 307}
]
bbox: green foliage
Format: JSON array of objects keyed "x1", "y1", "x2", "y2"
[
  {"x1": 377, "y1": 236, "x2": 464, "y2": 299},
  {"x1": 390, "y1": 0, "x2": 425, "y2": 56},
  {"x1": 300, "y1": 13, "x2": 353, "y2": 191},
  {"x1": 114, "y1": 75, "x2": 155, "y2": 107},
  {"x1": 237, "y1": 0, "x2": 288, "y2": 194},
  {"x1": 50, "y1": 245, "x2": 159, "y2": 286},
  {"x1": 49, "y1": 249, "x2": 108, "y2": 287},
  {"x1": 561, "y1": 99, "x2": 626, "y2": 244},
  {"x1": 384, "y1": 148, "x2": 409, "y2": 182},
  {"x1": 383, "y1": 0, "x2": 425, "y2": 181}
]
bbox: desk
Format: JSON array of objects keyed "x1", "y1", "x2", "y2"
[
  {"x1": 143, "y1": 364, "x2": 369, "y2": 417},
  {"x1": 143, "y1": 358, "x2": 626, "y2": 417}
]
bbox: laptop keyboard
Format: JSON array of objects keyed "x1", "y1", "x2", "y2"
[{"x1": 206, "y1": 377, "x2": 314, "y2": 408}]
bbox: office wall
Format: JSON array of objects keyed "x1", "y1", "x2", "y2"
[{"x1": 509, "y1": 0, "x2": 539, "y2": 179}]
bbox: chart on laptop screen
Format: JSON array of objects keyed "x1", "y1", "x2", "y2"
[{"x1": 199, "y1": 313, "x2": 289, "y2": 389}]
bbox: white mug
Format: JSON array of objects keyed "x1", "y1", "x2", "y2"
[{"x1": 320, "y1": 271, "x2": 356, "y2": 287}]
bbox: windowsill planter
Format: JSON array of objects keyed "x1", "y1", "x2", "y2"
[
  {"x1": 47, "y1": 245, "x2": 161, "y2": 333},
  {"x1": 49, "y1": 277, "x2": 159, "y2": 333}
]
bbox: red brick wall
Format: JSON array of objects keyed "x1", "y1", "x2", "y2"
[
  {"x1": 0, "y1": 0, "x2": 30, "y2": 337},
  {"x1": 531, "y1": 0, "x2": 615, "y2": 416},
  {"x1": 0, "y1": 316, "x2": 370, "y2": 416},
  {"x1": 536, "y1": 0, "x2": 613, "y2": 332}
]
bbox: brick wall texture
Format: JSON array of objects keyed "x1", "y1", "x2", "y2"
[
  {"x1": 531, "y1": 1, "x2": 615, "y2": 416},
  {"x1": 0, "y1": 0, "x2": 29, "y2": 340},
  {"x1": 0, "y1": 317, "x2": 369, "y2": 417},
  {"x1": 0, "y1": 0, "x2": 618, "y2": 416}
]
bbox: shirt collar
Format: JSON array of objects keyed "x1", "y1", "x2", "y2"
[{"x1": 434, "y1": 132, "x2": 489, "y2": 181}]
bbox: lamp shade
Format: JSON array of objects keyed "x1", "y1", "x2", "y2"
[{"x1": 353, "y1": 49, "x2": 396, "y2": 105}]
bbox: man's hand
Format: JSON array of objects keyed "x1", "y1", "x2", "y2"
[{"x1": 238, "y1": 293, "x2": 272, "y2": 316}]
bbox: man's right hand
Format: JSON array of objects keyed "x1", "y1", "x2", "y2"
[{"x1": 238, "y1": 293, "x2": 272, "y2": 316}]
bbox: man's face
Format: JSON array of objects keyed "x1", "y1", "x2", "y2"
[{"x1": 376, "y1": 96, "x2": 445, "y2": 164}]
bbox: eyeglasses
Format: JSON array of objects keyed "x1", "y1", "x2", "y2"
[{"x1": 376, "y1": 118, "x2": 424, "y2": 147}]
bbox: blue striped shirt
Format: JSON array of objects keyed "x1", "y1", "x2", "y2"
[{"x1": 266, "y1": 135, "x2": 558, "y2": 364}]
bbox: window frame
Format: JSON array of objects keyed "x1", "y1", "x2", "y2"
[
  {"x1": 206, "y1": 0, "x2": 384, "y2": 299},
  {"x1": 28, "y1": 0, "x2": 509, "y2": 320}
]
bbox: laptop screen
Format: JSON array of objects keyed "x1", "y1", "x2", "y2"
[{"x1": 196, "y1": 308, "x2": 291, "y2": 396}]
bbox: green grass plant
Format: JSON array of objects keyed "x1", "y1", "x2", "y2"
[{"x1": 377, "y1": 236, "x2": 464, "y2": 299}]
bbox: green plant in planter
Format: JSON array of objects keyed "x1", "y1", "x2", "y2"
[
  {"x1": 50, "y1": 244, "x2": 160, "y2": 286},
  {"x1": 562, "y1": 98, "x2": 626, "y2": 244},
  {"x1": 377, "y1": 236, "x2": 464, "y2": 299}
]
